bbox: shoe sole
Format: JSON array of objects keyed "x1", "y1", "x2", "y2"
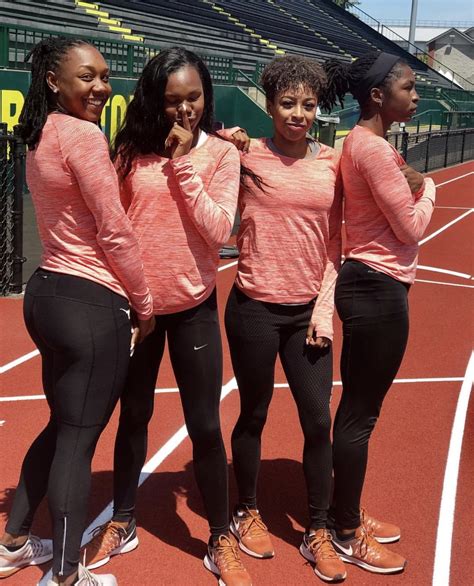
[
  {"x1": 299, "y1": 543, "x2": 347, "y2": 582},
  {"x1": 0, "y1": 553, "x2": 53, "y2": 578},
  {"x1": 230, "y1": 522, "x2": 274, "y2": 559},
  {"x1": 203, "y1": 554, "x2": 226, "y2": 586},
  {"x1": 86, "y1": 536, "x2": 139, "y2": 570},
  {"x1": 338, "y1": 552, "x2": 406, "y2": 574},
  {"x1": 374, "y1": 535, "x2": 401, "y2": 544}
]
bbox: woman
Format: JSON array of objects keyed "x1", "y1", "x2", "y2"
[
  {"x1": 322, "y1": 51, "x2": 436, "y2": 574},
  {"x1": 81, "y1": 48, "x2": 252, "y2": 586},
  {"x1": 0, "y1": 38, "x2": 154, "y2": 586},
  {"x1": 223, "y1": 55, "x2": 346, "y2": 583}
]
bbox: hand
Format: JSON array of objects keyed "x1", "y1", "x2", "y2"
[
  {"x1": 130, "y1": 315, "x2": 155, "y2": 355},
  {"x1": 165, "y1": 105, "x2": 194, "y2": 159},
  {"x1": 306, "y1": 320, "x2": 332, "y2": 349},
  {"x1": 229, "y1": 129, "x2": 250, "y2": 152},
  {"x1": 400, "y1": 164, "x2": 424, "y2": 193}
]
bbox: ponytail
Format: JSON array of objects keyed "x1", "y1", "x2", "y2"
[{"x1": 320, "y1": 58, "x2": 350, "y2": 111}]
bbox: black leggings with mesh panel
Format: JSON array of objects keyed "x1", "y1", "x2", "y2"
[{"x1": 225, "y1": 285, "x2": 334, "y2": 530}]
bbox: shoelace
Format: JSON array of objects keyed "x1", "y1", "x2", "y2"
[
  {"x1": 307, "y1": 530, "x2": 340, "y2": 560},
  {"x1": 87, "y1": 522, "x2": 125, "y2": 553},
  {"x1": 360, "y1": 508, "x2": 377, "y2": 532},
  {"x1": 355, "y1": 525, "x2": 384, "y2": 560},
  {"x1": 78, "y1": 564, "x2": 101, "y2": 586},
  {"x1": 214, "y1": 535, "x2": 244, "y2": 571},
  {"x1": 239, "y1": 511, "x2": 269, "y2": 538}
]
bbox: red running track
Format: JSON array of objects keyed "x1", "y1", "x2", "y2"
[{"x1": 0, "y1": 161, "x2": 473, "y2": 586}]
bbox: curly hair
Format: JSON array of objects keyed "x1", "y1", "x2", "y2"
[
  {"x1": 19, "y1": 37, "x2": 92, "y2": 149},
  {"x1": 260, "y1": 55, "x2": 327, "y2": 103},
  {"x1": 321, "y1": 51, "x2": 407, "y2": 111}
]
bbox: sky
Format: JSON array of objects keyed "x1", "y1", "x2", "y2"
[{"x1": 356, "y1": 0, "x2": 473, "y2": 23}]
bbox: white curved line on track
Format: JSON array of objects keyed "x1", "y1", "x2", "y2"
[
  {"x1": 432, "y1": 352, "x2": 474, "y2": 586},
  {"x1": 1, "y1": 377, "x2": 465, "y2": 403}
]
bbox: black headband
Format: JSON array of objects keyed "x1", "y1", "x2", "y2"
[{"x1": 353, "y1": 52, "x2": 401, "y2": 102}]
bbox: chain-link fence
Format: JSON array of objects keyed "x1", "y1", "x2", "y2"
[
  {"x1": 0, "y1": 125, "x2": 26, "y2": 296},
  {"x1": 388, "y1": 128, "x2": 474, "y2": 173}
]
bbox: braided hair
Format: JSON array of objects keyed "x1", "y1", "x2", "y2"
[
  {"x1": 19, "y1": 37, "x2": 91, "y2": 149},
  {"x1": 320, "y1": 52, "x2": 407, "y2": 112}
]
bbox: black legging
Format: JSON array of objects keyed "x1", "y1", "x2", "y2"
[
  {"x1": 112, "y1": 290, "x2": 229, "y2": 538},
  {"x1": 225, "y1": 286, "x2": 333, "y2": 530},
  {"x1": 332, "y1": 260, "x2": 409, "y2": 530},
  {"x1": 6, "y1": 269, "x2": 131, "y2": 578}
]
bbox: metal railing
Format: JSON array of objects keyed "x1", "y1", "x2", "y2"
[
  {"x1": 0, "y1": 23, "x2": 235, "y2": 81},
  {"x1": 0, "y1": 124, "x2": 26, "y2": 296},
  {"x1": 387, "y1": 128, "x2": 474, "y2": 172}
]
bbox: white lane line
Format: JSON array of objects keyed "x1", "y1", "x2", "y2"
[
  {"x1": 417, "y1": 265, "x2": 471, "y2": 280},
  {"x1": 39, "y1": 376, "x2": 237, "y2": 586},
  {"x1": 218, "y1": 260, "x2": 238, "y2": 272},
  {"x1": 432, "y1": 352, "x2": 474, "y2": 586},
  {"x1": 415, "y1": 279, "x2": 474, "y2": 289},
  {"x1": 436, "y1": 206, "x2": 473, "y2": 211},
  {"x1": 1, "y1": 377, "x2": 466, "y2": 403},
  {"x1": 274, "y1": 377, "x2": 463, "y2": 388},
  {"x1": 419, "y1": 209, "x2": 473, "y2": 246},
  {"x1": 0, "y1": 350, "x2": 40, "y2": 374},
  {"x1": 434, "y1": 171, "x2": 474, "y2": 188}
]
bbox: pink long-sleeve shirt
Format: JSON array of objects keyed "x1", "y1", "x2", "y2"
[
  {"x1": 26, "y1": 112, "x2": 153, "y2": 319},
  {"x1": 341, "y1": 125, "x2": 436, "y2": 283},
  {"x1": 119, "y1": 134, "x2": 240, "y2": 314},
  {"x1": 235, "y1": 138, "x2": 343, "y2": 340}
]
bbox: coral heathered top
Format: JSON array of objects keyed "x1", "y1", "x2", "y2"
[
  {"x1": 341, "y1": 125, "x2": 436, "y2": 283},
  {"x1": 26, "y1": 112, "x2": 153, "y2": 319},
  {"x1": 235, "y1": 138, "x2": 343, "y2": 341},
  {"x1": 119, "y1": 133, "x2": 240, "y2": 315}
]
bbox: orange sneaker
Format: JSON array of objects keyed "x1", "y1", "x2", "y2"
[
  {"x1": 331, "y1": 526, "x2": 406, "y2": 574},
  {"x1": 204, "y1": 534, "x2": 252, "y2": 586},
  {"x1": 82, "y1": 519, "x2": 139, "y2": 570},
  {"x1": 361, "y1": 508, "x2": 401, "y2": 543},
  {"x1": 230, "y1": 508, "x2": 274, "y2": 559},
  {"x1": 300, "y1": 529, "x2": 346, "y2": 582}
]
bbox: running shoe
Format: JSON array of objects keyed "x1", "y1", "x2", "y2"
[
  {"x1": 82, "y1": 519, "x2": 138, "y2": 570},
  {"x1": 300, "y1": 529, "x2": 347, "y2": 582},
  {"x1": 230, "y1": 508, "x2": 274, "y2": 559},
  {"x1": 203, "y1": 534, "x2": 252, "y2": 586},
  {"x1": 0, "y1": 535, "x2": 52, "y2": 578},
  {"x1": 46, "y1": 563, "x2": 117, "y2": 585},
  {"x1": 361, "y1": 508, "x2": 401, "y2": 543},
  {"x1": 331, "y1": 526, "x2": 406, "y2": 574}
]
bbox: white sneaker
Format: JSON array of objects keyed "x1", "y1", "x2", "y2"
[
  {"x1": 46, "y1": 563, "x2": 118, "y2": 585},
  {"x1": 0, "y1": 535, "x2": 53, "y2": 578}
]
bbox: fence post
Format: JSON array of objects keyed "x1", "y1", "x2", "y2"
[
  {"x1": 126, "y1": 44, "x2": 134, "y2": 77},
  {"x1": 444, "y1": 131, "x2": 449, "y2": 168},
  {"x1": 401, "y1": 129, "x2": 409, "y2": 161},
  {"x1": 424, "y1": 132, "x2": 431, "y2": 173},
  {"x1": 460, "y1": 129, "x2": 466, "y2": 164},
  {"x1": 0, "y1": 25, "x2": 8, "y2": 68},
  {"x1": 11, "y1": 127, "x2": 26, "y2": 294},
  {"x1": 429, "y1": 114, "x2": 432, "y2": 133}
]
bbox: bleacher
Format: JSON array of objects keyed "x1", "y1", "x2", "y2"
[{"x1": 0, "y1": 0, "x2": 462, "y2": 90}]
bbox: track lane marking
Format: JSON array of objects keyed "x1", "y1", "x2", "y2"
[
  {"x1": 417, "y1": 265, "x2": 471, "y2": 280},
  {"x1": 1, "y1": 377, "x2": 466, "y2": 403},
  {"x1": 432, "y1": 352, "x2": 474, "y2": 586},
  {"x1": 434, "y1": 171, "x2": 474, "y2": 188},
  {"x1": 415, "y1": 279, "x2": 474, "y2": 289},
  {"x1": 0, "y1": 349, "x2": 40, "y2": 374},
  {"x1": 419, "y1": 209, "x2": 473, "y2": 246}
]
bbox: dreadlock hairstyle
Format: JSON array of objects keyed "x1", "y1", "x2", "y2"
[
  {"x1": 19, "y1": 37, "x2": 92, "y2": 150},
  {"x1": 260, "y1": 55, "x2": 327, "y2": 105},
  {"x1": 112, "y1": 47, "x2": 264, "y2": 191},
  {"x1": 320, "y1": 51, "x2": 407, "y2": 112}
]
